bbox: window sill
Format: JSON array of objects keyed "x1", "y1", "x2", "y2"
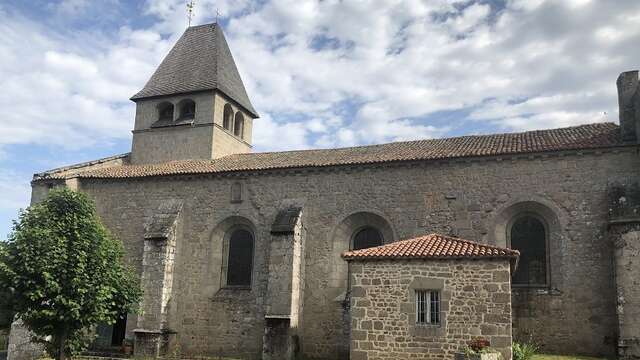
[
  {"x1": 410, "y1": 323, "x2": 445, "y2": 337},
  {"x1": 511, "y1": 284, "x2": 549, "y2": 289},
  {"x1": 221, "y1": 285, "x2": 252, "y2": 290},
  {"x1": 415, "y1": 323, "x2": 441, "y2": 328},
  {"x1": 512, "y1": 286, "x2": 562, "y2": 296},
  {"x1": 151, "y1": 119, "x2": 194, "y2": 128},
  {"x1": 221, "y1": 127, "x2": 245, "y2": 141}
]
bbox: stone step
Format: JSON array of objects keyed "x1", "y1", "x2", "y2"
[{"x1": 76, "y1": 350, "x2": 131, "y2": 360}]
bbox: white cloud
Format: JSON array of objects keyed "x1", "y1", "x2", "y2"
[
  {"x1": 1, "y1": 0, "x2": 640, "y2": 240},
  {"x1": 54, "y1": 0, "x2": 91, "y2": 16},
  {"x1": 1, "y1": 0, "x2": 639, "y2": 155},
  {"x1": 0, "y1": 7, "x2": 175, "y2": 149},
  {"x1": 0, "y1": 171, "x2": 31, "y2": 212},
  {"x1": 252, "y1": 114, "x2": 311, "y2": 151}
]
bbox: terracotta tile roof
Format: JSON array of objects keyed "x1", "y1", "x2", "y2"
[
  {"x1": 341, "y1": 233, "x2": 520, "y2": 261},
  {"x1": 35, "y1": 122, "x2": 623, "y2": 181}
]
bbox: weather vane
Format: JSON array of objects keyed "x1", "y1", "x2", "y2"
[
  {"x1": 215, "y1": 8, "x2": 221, "y2": 24},
  {"x1": 187, "y1": 0, "x2": 195, "y2": 27}
]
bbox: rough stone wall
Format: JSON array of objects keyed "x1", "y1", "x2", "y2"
[
  {"x1": 130, "y1": 92, "x2": 253, "y2": 164},
  {"x1": 610, "y1": 220, "x2": 640, "y2": 359},
  {"x1": 6, "y1": 320, "x2": 44, "y2": 360},
  {"x1": 73, "y1": 147, "x2": 639, "y2": 359},
  {"x1": 132, "y1": 92, "x2": 215, "y2": 131},
  {"x1": 131, "y1": 125, "x2": 215, "y2": 165},
  {"x1": 131, "y1": 92, "x2": 217, "y2": 164},
  {"x1": 212, "y1": 126, "x2": 252, "y2": 159},
  {"x1": 211, "y1": 92, "x2": 253, "y2": 159},
  {"x1": 348, "y1": 259, "x2": 513, "y2": 360},
  {"x1": 212, "y1": 92, "x2": 253, "y2": 141}
]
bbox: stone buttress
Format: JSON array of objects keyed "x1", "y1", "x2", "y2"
[
  {"x1": 133, "y1": 200, "x2": 183, "y2": 357},
  {"x1": 262, "y1": 207, "x2": 306, "y2": 360}
]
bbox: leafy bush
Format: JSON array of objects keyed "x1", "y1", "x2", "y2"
[
  {"x1": 0, "y1": 188, "x2": 142, "y2": 360},
  {"x1": 464, "y1": 338, "x2": 502, "y2": 357},
  {"x1": 469, "y1": 338, "x2": 491, "y2": 352},
  {"x1": 513, "y1": 341, "x2": 538, "y2": 360}
]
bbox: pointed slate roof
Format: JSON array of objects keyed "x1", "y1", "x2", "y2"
[{"x1": 131, "y1": 23, "x2": 258, "y2": 118}]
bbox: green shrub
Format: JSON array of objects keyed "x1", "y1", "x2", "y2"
[{"x1": 513, "y1": 341, "x2": 538, "y2": 360}]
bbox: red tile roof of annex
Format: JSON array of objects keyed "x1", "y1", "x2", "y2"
[{"x1": 341, "y1": 233, "x2": 520, "y2": 261}]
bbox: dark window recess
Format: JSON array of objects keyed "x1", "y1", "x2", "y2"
[
  {"x1": 158, "y1": 103, "x2": 173, "y2": 121},
  {"x1": 511, "y1": 216, "x2": 547, "y2": 285},
  {"x1": 223, "y1": 104, "x2": 233, "y2": 130},
  {"x1": 179, "y1": 100, "x2": 196, "y2": 120},
  {"x1": 352, "y1": 227, "x2": 383, "y2": 250},
  {"x1": 111, "y1": 314, "x2": 127, "y2": 346},
  {"x1": 234, "y1": 112, "x2": 245, "y2": 138},
  {"x1": 227, "y1": 229, "x2": 254, "y2": 286},
  {"x1": 231, "y1": 182, "x2": 242, "y2": 203}
]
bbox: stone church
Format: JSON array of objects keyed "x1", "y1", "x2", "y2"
[{"x1": 8, "y1": 23, "x2": 640, "y2": 359}]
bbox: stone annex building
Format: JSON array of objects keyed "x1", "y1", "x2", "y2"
[{"x1": 7, "y1": 23, "x2": 640, "y2": 360}]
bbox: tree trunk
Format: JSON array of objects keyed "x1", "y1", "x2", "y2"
[{"x1": 57, "y1": 327, "x2": 68, "y2": 360}]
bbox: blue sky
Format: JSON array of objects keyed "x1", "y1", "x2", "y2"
[{"x1": 1, "y1": 0, "x2": 639, "y2": 240}]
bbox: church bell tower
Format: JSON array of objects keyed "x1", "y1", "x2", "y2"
[{"x1": 129, "y1": 23, "x2": 259, "y2": 164}]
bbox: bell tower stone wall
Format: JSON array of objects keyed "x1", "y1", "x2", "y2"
[{"x1": 130, "y1": 91, "x2": 253, "y2": 164}]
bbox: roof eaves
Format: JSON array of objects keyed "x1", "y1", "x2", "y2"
[{"x1": 32, "y1": 153, "x2": 131, "y2": 182}]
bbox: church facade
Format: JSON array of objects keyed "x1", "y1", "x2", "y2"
[{"x1": 8, "y1": 23, "x2": 640, "y2": 359}]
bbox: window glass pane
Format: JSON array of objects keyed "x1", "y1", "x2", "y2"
[
  {"x1": 510, "y1": 216, "x2": 546, "y2": 285},
  {"x1": 430, "y1": 291, "x2": 440, "y2": 325},
  {"x1": 416, "y1": 290, "x2": 426, "y2": 324},
  {"x1": 352, "y1": 227, "x2": 383, "y2": 250},
  {"x1": 416, "y1": 290, "x2": 440, "y2": 325},
  {"x1": 227, "y1": 229, "x2": 254, "y2": 286}
]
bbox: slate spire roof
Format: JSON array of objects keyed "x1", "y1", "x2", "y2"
[
  {"x1": 341, "y1": 233, "x2": 520, "y2": 261},
  {"x1": 131, "y1": 23, "x2": 258, "y2": 118}
]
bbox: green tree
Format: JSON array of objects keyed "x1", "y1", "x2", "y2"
[{"x1": 0, "y1": 188, "x2": 142, "y2": 360}]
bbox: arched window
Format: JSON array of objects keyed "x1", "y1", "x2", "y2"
[
  {"x1": 223, "y1": 104, "x2": 233, "y2": 130},
  {"x1": 157, "y1": 102, "x2": 174, "y2": 122},
  {"x1": 226, "y1": 228, "x2": 254, "y2": 287},
  {"x1": 510, "y1": 215, "x2": 547, "y2": 286},
  {"x1": 234, "y1": 112, "x2": 244, "y2": 138},
  {"x1": 352, "y1": 226, "x2": 383, "y2": 250},
  {"x1": 178, "y1": 99, "x2": 196, "y2": 120}
]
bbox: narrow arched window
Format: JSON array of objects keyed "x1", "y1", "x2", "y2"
[
  {"x1": 226, "y1": 229, "x2": 254, "y2": 287},
  {"x1": 234, "y1": 112, "x2": 244, "y2": 138},
  {"x1": 223, "y1": 104, "x2": 233, "y2": 130},
  {"x1": 178, "y1": 99, "x2": 195, "y2": 120},
  {"x1": 157, "y1": 102, "x2": 174, "y2": 122},
  {"x1": 352, "y1": 227, "x2": 383, "y2": 250},
  {"x1": 510, "y1": 215, "x2": 547, "y2": 286}
]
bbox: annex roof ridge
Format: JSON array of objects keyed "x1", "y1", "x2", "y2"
[{"x1": 341, "y1": 233, "x2": 520, "y2": 261}]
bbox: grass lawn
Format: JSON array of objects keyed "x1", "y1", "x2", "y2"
[{"x1": 533, "y1": 355, "x2": 608, "y2": 360}]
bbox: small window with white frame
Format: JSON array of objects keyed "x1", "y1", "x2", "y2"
[{"x1": 415, "y1": 290, "x2": 440, "y2": 326}]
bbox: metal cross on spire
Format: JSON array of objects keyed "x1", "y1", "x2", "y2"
[{"x1": 187, "y1": 0, "x2": 195, "y2": 27}]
